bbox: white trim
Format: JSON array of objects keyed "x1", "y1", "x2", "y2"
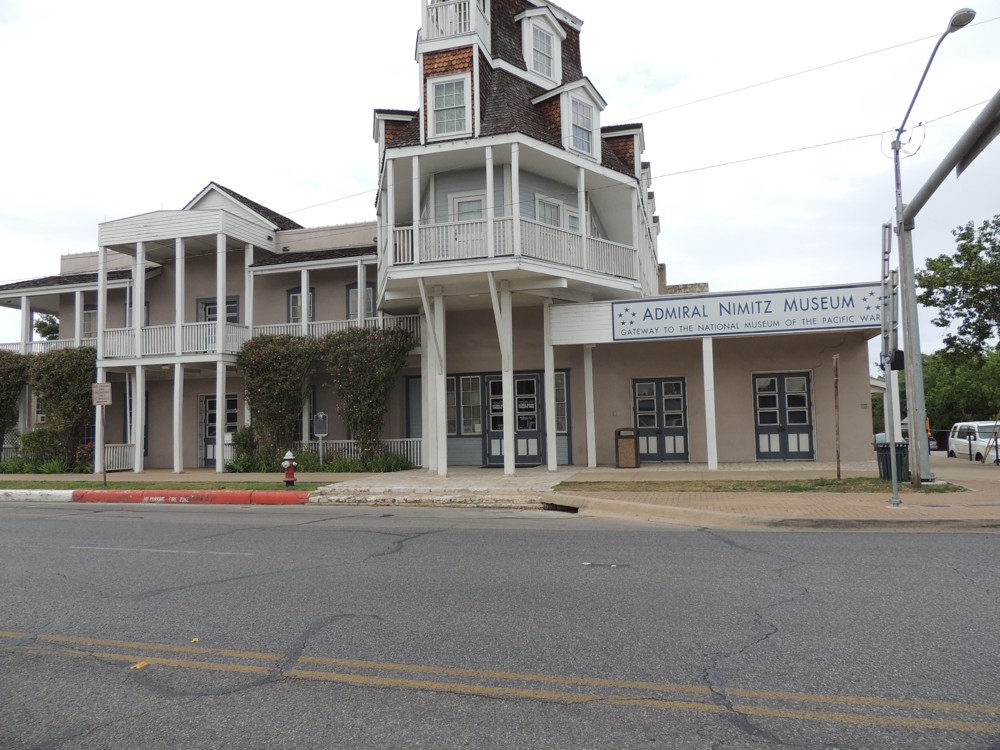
[
  {"x1": 448, "y1": 190, "x2": 486, "y2": 223},
  {"x1": 427, "y1": 72, "x2": 473, "y2": 141}
]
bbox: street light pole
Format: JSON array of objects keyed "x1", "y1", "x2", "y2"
[{"x1": 892, "y1": 7, "x2": 976, "y2": 488}]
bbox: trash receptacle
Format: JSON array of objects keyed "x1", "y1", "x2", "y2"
[
  {"x1": 615, "y1": 427, "x2": 640, "y2": 469},
  {"x1": 874, "y1": 442, "x2": 910, "y2": 482}
]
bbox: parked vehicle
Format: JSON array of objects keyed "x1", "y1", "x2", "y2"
[{"x1": 947, "y1": 421, "x2": 1000, "y2": 463}]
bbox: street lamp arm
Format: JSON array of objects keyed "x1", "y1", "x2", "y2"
[{"x1": 897, "y1": 33, "x2": 950, "y2": 139}]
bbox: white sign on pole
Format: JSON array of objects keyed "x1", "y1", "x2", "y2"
[{"x1": 91, "y1": 382, "x2": 112, "y2": 407}]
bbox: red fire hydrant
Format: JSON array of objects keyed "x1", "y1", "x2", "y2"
[{"x1": 281, "y1": 450, "x2": 298, "y2": 487}]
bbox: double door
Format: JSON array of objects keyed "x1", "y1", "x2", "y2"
[
  {"x1": 754, "y1": 372, "x2": 814, "y2": 460},
  {"x1": 484, "y1": 374, "x2": 543, "y2": 466},
  {"x1": 633, "y1": 378, "x2": 689, "y2": 462}
]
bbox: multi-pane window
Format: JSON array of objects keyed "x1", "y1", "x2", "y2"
[
  {"x1": 572, "y1": 98, "x2": 593, "y2": 154},
  {"x1": 82, "y1": 304, "x2": 97, "y2": 339},
  {"x1": 461, "y1": 376, "x2": 482, "y2": 435},
  {"x1": 446, "y1": 377, "x2": 457, "y2": 436},
  {"x1": 554, "y1": 372, "x2": 567, "y2": 434},
  {"x1": 347, "y1": 283, "x2": 375, "y2": 319},
  {"x1": 532, "y1": 25, "x2": 554, "y2": 78},
  {"x1": 433, "y1": 78, "x2": 467, "y2": 136},
  {"x1": 198, "y1": 297, "x2": 239, "y2": 323},
  {"x1": 288, "y1": 288, "x2": 315, "y2": 324},
  {"x1": 537, "y1": 199, "x2": 561, "y2": 227}
]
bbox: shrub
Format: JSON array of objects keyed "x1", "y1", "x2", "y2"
[
  {"x1": 27, "y1": 347, "x2": 96, "y2": 464},
  {"x1": 0, "y1": 350, "x2": 29, "y2": 438},
  {"x1": 0, "y1": 457, "x2": 27, "y2": 474},
  {"x1": 18, "y1": 428, "x2": 62, "y2": 466}
]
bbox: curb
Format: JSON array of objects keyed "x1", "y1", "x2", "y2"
[
  {"x1": 71, "y1": 490, "x2": 309, "y2": 505},
  {"x1": 0, "y1": 489, "x2": 75, "y2": 503}
]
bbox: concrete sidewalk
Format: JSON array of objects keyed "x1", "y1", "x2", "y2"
[{"x1": 2, "y1": 454, "x2": 999, "y2": 529}]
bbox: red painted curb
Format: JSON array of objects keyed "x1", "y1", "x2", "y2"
[{"x1": 71, "y1": 490, "x2": 309, "y2": 505}]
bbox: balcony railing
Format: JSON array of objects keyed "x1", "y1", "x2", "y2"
[
  {"x1": 389, "y1": 219, "x2": 638, "y2": 281},
  {"x1": 105, "y1": 443, "x2": 134, "y2": 472},
  {"x1": 423, "y1": 0, "x2": 489, "y2": 46},
  {"x1": 293, "y1": 438, "x2": 423, "y2": 467}
]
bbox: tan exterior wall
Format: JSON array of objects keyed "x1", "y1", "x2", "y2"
[
  {"x1": 252, "y1": 266, "x2": 375, "y2": 326},
  {"x1": 274, "y1": 224, "x2": 377, "y2": 252}
]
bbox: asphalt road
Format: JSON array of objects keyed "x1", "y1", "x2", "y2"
[{"x1": 1, "y1": 503, "x2": 998, "y2": 749}]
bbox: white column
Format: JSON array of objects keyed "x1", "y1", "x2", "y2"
[
  {"x1": 631, "y1": 189, "x2": 640, "y2": 279},
  {"x1": 387, "y1": 158, "x2": 396, "y2": 267},
  {"x1": 19, "y1": 295, "x2": 31, "y2": 354},
  {"x1": 486, "y1": 146, "x2": 495, "y2": 258},
  {"x1": 175, "y1": 238, "x2": 185, "y2": 356},
  {"x1": 173, "y1": 362, "x2": 184, "y2": 473},
  {"x1": 577, "y1": 166, "x2": 588, "y2": 269},
  {"x1": 97, "y1": 247, "x2": 108, "y2": 360},
  {"x1": 94, "y1": 366, "x2": 106, "y2": 474},
  {"x1": 511, "y1": 144, "x2": 521, "y2": 257},
  {"x1": 133, "y1": 365, "x2": 145, "y2": 473},
  {"x1": 134, "y1": 241, "x2": 145, "y2": 356},
  {"x1": 215, "y1": 362, "x2": 225, "y2": 473},
  {"x1": 584, "y1": 344, "x2": 596, "y2": 468},
  {"x1": 500, "y1": 282, "x2": 514, "y2": 476},
  {"x1": 543, "y1": 300, "x2": 557, "y2": 471},
  {"x1": 74, "y1": 291, "x2": 83, "y2": 345},
  {"x1": 411, "y1": 155, "x2": 421, "y2": 265},
  {"x1": 421, "y1": 313, "x2": 436, "y2": 472},
  {"x1": 702, "y1": 337, "x2": 718, "y2": 470},
  {"x1": 356, "y1": 259, "x2": 365, "y2": 325},
  {"x1": 244, "y1": 243, "x2": 254, "y2": 334},
  {"x1": 216, "y1": 233, "x2": 226, "y2": 355},
  {"x1": 300, "y1": 268, "x2": 310, "y2": 336},
  {"x1": 434, "y1": 288, "x2": 447, "y2": 477}
]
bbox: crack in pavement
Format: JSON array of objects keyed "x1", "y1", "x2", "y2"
[{"x1": 363, "y1": 529, "x2": 441, "y2": 560}]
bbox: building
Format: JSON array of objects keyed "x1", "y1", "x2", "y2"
[{"x1": 0, "y1": 0, "x2": 880, "y2": 474}]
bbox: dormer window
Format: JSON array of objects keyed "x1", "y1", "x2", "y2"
[
  {"x1": 571, "y1": 98, "x2": 593, "y2": 154},
  {"x1": 429, "y1": 73, "x2": 472, "y2": 140},
  {"x1": 517, "y1": 9, "x2": 564, "y2": 85}
]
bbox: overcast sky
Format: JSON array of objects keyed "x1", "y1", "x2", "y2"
[{"x1": 2, "y1": 0, "x2": 998, "y2": 368}]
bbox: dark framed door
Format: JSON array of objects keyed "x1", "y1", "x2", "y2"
[
  {"x1": 484, "y1": 374, "x2": 543, "y2": 466},
  {"x1": 753, "y1": 372, "x2": 814, "y2": 460},
  {"x1": 633, "y1": 378, "x2": 689, "y2": 462},
  {"x1": 201, "y1": 394, "x2": 238, "y2": 468}
]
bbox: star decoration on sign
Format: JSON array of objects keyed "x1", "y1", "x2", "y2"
[{"x1": 618, "y1": 306, "x2": 636, "y2": 326}]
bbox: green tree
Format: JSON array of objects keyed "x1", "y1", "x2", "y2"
[
  {"x1": 922, "y1": 348, "x2": 1000, "y2": 429},
  {"x1": 0, "y1": 350, "x2": 30, "y2": 438},
  {"x1": 27, "y1": 347, "x2": 96, "y2": 463},
  {"x1": 320, "y1": 326, "x2": 415, "y2": 462},
  {"x1": 33, "y1": 314, "x2": 60, "y2": 341},
  {"x1": 916, "y1": 214, "x2": 1000, "y2": 354}
]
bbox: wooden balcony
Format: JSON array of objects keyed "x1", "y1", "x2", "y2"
[{"x1": 422, "y1": 0, "x2": 489, "y2": 49}]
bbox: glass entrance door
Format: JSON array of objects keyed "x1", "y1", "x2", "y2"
[
  {"x1": 484, "y1": 374, "x2": 543, "y2": 466},
  {"x1": 201, "y1": 394, "x2": 238, "y2": 468},
  {"x1": 632, "y1": 378, "x2": 689, "y2": 462},
  {"x1": 754, "y1": 372, "x2": 814, "y2": 460}
]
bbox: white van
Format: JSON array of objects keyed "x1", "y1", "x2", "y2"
[{"x1": 947, "y1": 421, "x2": 1000, "y2": 463}]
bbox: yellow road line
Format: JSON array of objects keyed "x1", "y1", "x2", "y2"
[{"x1": 4, "y1": 631, "x2": 1000, "y2": 723}]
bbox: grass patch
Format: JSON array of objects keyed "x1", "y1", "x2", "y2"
[
  {"x1": 554, "y1": 478, "x2": 967, "y2": 494},
  {"x1": 0, "y1": 481, "x2": 324, "y2": 491}
]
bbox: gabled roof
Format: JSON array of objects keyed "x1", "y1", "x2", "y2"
[{"x1": 184, "y1": 182, "x2": 304, "y2": 231}]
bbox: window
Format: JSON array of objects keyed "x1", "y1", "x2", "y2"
[
  {"x1": 287, "y1": 287, "x2": 315, "y2": 324},
  {"x1": 554, "y1": 371, "x2": 568, "y2": 434},
  {"x1": 82, "y1": 304, "x2": 97, "y2": 339},
  {"x1": 197, "y1": 297, "x2": 239, "y2": 323},
  {"x1": 571, "y1": 98, "x2": 593, "y2": 154},
  {"x1": 537, "y1": 198, "x2": 561, "y2": 227},
  {"x1": 32, "y1": 393, "x2": 45, "y2": 425},
  {"x1": 461, "y1": 376, "x2": 482, "y2": 435},
  {"x1": 532, "y1": 25, "x2": 554, "y2": 79},
  {"x1": 446, "y1": 377, "x2": 457, "y2": 436},
  {"x1": 430, "y1": 74, "x2": 471, "y2": 139},
  {"x1": 347, "y1": 282, "x2": 376, "y2": 320},
  {"x1": 126, "y1": 301, "x2": 150, "y2": 327}
]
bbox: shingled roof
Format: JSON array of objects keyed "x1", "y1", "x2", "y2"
[
  {"x1": 0, "y1": 270, "x2": 132, "y2": 295},
  {"x1": 251, "y1": 246, "x2": 375, "y2": 268},
  {"x1": 191, "y1": 182, "x2": 304, "y2": 231}
]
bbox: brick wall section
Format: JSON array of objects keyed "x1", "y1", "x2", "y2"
[
  {"x1": 424, "y1": 47, "x2": 475, "y2": 138},
  {"x1": 603, "y1": 135, "x2": 636, "y2": 175}
]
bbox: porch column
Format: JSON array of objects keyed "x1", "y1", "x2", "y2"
[
  {"x1": 74, "y1": 291, "x2": 83, "y2": 346},
  {"x1": 134, "y1": 241, "x2": 146, "y2": 356},
  {"x1": 486, "y1": 146, "x2": 495, "y2": 257},
  {"x1": 133, "y1": 365, "x2": 145, "y2": 473},
  {"x1": 584, "y1": 344, "x2": 596, "y2": 468},
  {"x1": 631, "y1": 189, "x2": 640, "y2": 279},
  {"x1": 244, "y1": 244, "x2": 254, "y2": 334},
  {"x1": 94, "y1": 366, "x2": 106, "y2": 474},
  {"x1": 356, "y1": 259, "x2": 365, "y2": 325},
  {"x1": 300, "y1": 268, "x2": 310, "y2": 336},
  {"x1": 511, "y1": 144, "x2": 521, "y2": 257},
  {"x1": 702, "y1": 337, "x2": 719, "y2": 470},
  {"x1": 433, "y1": 287, "x2": 448, "y2": 477},
  {"x1": 215, "y1": 362, "x2": 225, "y2": 473},
  {"x1": 173, "y1": 363, "x2": 184, "y2": 473},
  {"x1": 19, "y1": 295, "x2": 31, "y2": 354},
  {"x1": 577, "y1": 166, "x2": 587, "y2": 269},
  {"x1": 420, "y1": 313, "x2": 436, "y2": 471},
  {"x1": 411, "y1": 155, "x2": 421, "y2": 265},
  {"x1": 500, "y1": 282, "x2": 514, "y2": 476},
  {"x1": 97, "y1": 246, "x2": 108, "y2": 360},
  {"x1": 543, "y1": 300, "x2": 557, "y2": 472},
  {"x1": 387, "y1": 158, "x2": 397, "y2": 267},
  {"x1": 216, "y1": 233, "x2": 226, "y2": 355},
  {"x1": 175, "y1": 238, "x2": 185, "y2": 356}
]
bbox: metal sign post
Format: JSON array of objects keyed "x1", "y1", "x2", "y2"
[
  {"x1": 91, "y1": 383, "x2": 112, "y2": 487},
  {"x1": 312, "y1": 412, "x2": 329, "y2": 465}
]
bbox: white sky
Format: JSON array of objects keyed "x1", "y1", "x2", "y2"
[{"x1": 2, "y1": 0, "x2": 998, "y2": 371}]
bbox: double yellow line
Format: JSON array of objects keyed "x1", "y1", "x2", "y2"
[{"x1": 3, "y1": 631, "x2": 999, "y2": 734}]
